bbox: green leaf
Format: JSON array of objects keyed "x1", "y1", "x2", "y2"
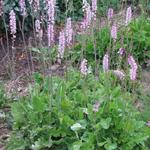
[
  {"x1": 69, "y1": 141, "x2": 82, "y2": 150},
  {"x1": 104, "y1": 142, "x2": 117, "y2": 150},
  {"x1": 100, "y1": 118, "x2": 112, "y2": 129},
  {"x1": 32, "y1": 95, "x2": 47, "y2": 112},
  {"x1": 98, "y1": 141, "x2": 107, "y2": 147},
  {"x1": 71, "y1": 123, "x2": 85, "y2": 131}
]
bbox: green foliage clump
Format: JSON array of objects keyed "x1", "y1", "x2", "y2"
[
  {"x1": 7, "y1": 70, "x2": 149, "y2": 150},
  {"x1": 71, "y1": 27, "x2": 110, "y2": 67},
  {"x1": 123, "y1": 17, "x2": 150, "y2": 64}
]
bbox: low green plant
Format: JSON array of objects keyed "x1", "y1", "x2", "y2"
[
  {"x1": 7, "y1": 70, "x2": 149, "y2": 150},
  {"x1": 120, "y1": 17, "x2": 150, "y2": 64},
  {"x1": 71, "y1": 27, "x2": 110, "y2": 67}
]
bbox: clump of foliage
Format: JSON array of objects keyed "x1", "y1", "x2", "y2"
[
  {"x1": 71, "y1": 26, "x2": 110, "y2": 67},
  {"x1": 121, "y1": 16, "x2": 150, "y2": 64},
  {"x1": 7, "y1": 70, "x2": 149, "y2": 150}
]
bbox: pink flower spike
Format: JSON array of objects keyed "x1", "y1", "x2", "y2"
[
  {"x1": 80, "y1": 59, "x2": 88, "y2": 75},
  {"x1": 81, "y1": 1, "x2": 92, "y2": 30},
  {"x1": 58, "y1": 30, "x2": 65, "y2": 59},
  {"x1": 107, "y1": 8, "x2": 114, "y2": 20},
  {"x1": 103, "y1": 53, "x2": 109, "y2": 72},
  {"x1": 128, "y1": 55, "x2": 138, "y2": 81},
  {"x1": 66, "y1": 18, "x2": 73, "y2": 46},
  {"x1": 19, "y1": 0, "x2": 27, "y2": 16},
  {"x1": 47, "y1": 23, "x2": 54, "y2": 47},
  {"x1": 47, "y1": 0, "x2": 56, "y2": 24},
  {"x1": 93, "y1": 101, "x2": 100, "y2": 112},
  {"x1": 125, "y1": 7, "x2": 132, "y2": 26},
  {"x1": 111, "y1": 24, "x2": 117, "y2": 40},
  {"x1": 129, "y1": 68, "x2": 137, "y2": 81},
  {"x1": 92, "y1": 0, "x2": 97, "y2": 20},
  {"x1": 118, "y1": 48, "x2": 125, "y2": 56},
  {"x1": 128, "y1": 55, "x2": 138, "y2": 70},
  {"x1": 113, "y1": 70, "x2": 125, "y2": 80},
  {"x1": 9, "y1": 10, "x2": 16, "y2": 38},
  {"x1": 92, "y1": 0, "x2": 97, "y2": 12}
]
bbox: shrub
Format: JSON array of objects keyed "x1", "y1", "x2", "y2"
[{"x1": 7, "y1": 70, "x2": 149, "y2": 150}]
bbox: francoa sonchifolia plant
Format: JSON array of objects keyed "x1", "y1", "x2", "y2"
[{"x1": 7, "y1": 70, "x2": 149, "y2": 150}]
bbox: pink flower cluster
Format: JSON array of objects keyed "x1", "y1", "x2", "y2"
[
  {"x1": 47, "y1": 0, "x2": 56, "y2": 24},
  {"x1": 58, "y1": 30, "x2": 65, "y2": 59},
  {"x1": 81, "y1": 0, "x2": 92, "y2": 30},
  {"x1": 111, "y1": 24, "x2": 117, "y2": 40},
  {"x1": 93, "y1": 101, "x2": 100, "y2": 112},
  {"x1": 107, "y1": 8, "x2": 114, "y2": 20},
  {"x1": 91, "y1": 0, "x2": 97, "y2": 20},
  {"x1": 65, "y1": 18, "x2": 73, "y2": 47},
  {"x1": 19, "y1": 0, "x2": 26, "y2": 16},
  {"x1": 57, "y1": 17, "x2": 73, "y2": 59},
  {"x1": 80, "y1": 59, "x2": 88, "y2": 75},
  {"x1": 118, "y1": 48, "x2": 125, "y2": 56},
  {"x1": 47, "y1": 0, "x2": 56, "y2": 47},
  {"x1": 48, "y1": 24, "x2": 54, "y2": 47},
  {"x1": 81, "y1": 0, "x2": 98, "y2": 30},
  {"x1": 113, "y1": 70, "x2": 125, "y2": 80},
  {"x1": 125, "y1": 7, "x2": 132, "y2": 26},
  {"x1": 128, "y1": 55, "x2": 138, "y2": 80},
  {"x1": 103, "y1": 53, "x2": 109, "y2": 72},
  {"x1": 9, "y1": 10, "x2": 16, "y2": 38}
]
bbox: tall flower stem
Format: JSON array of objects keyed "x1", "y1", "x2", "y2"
[
  {"x1": 91, "y1": 23, "x2": 97, "y2": 76},
  {"x1": 2, "y1": 15, "x2": 12, "y2": 78},
  {"x1": 9, "y1": 10, "x2": 17, "y2": 79},
  {"x1": 19, "y1": 17, "x2": 32, "y2": 77}
]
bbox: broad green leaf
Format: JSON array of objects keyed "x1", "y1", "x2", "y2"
[{"x1": 100, "y1": 118, "x2": 112, "y2": 129}]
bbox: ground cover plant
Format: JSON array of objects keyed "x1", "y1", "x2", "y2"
[{"x1": 0, "y1": 0, "x2": 150, "y2": 150}]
